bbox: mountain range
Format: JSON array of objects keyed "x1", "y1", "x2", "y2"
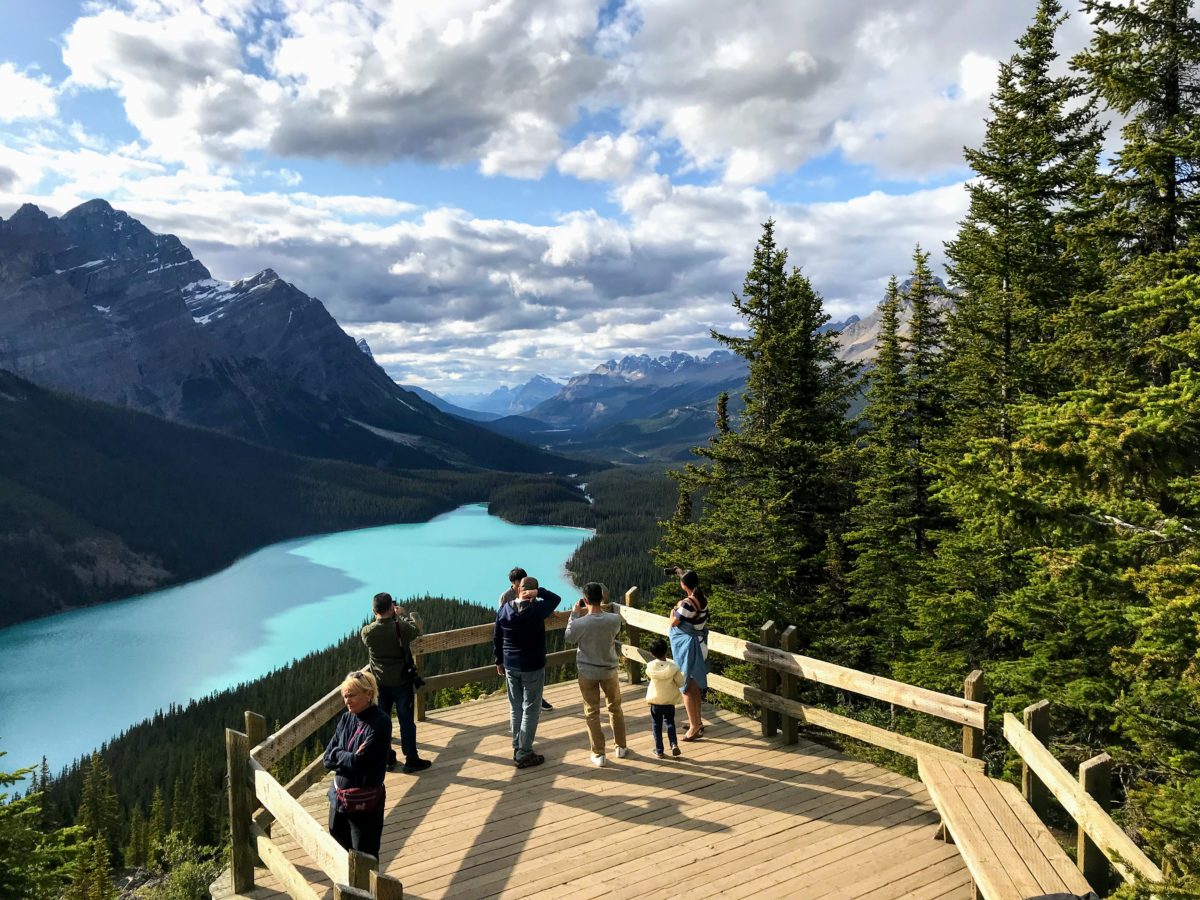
[
  {"x1": 0, "y1": 200, "x2": 579, "y2": 475},
  {"x1": 433, "y1": 289, "x2": 942, "y2": 460}
]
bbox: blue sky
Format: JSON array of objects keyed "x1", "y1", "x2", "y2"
[{"x1": 0, "y1": 0, "x2": 1095, "y2": 394}]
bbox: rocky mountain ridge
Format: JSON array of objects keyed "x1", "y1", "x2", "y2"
[{"x1": 0, "y1": 200, "x2": 578, "y2": 474}]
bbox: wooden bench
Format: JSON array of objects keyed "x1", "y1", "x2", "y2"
[{"x1": 919, "y1": 757, "x2": 1097, "y2": 900}]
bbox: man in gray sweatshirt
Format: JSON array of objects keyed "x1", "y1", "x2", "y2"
[{"x1": 564, "y1": 582, "x2": 627, "y2": 766}]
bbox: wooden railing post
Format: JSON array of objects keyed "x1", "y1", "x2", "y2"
[
  {"x1": 624, "y1": 587, "x2": 643, "y2": 686},
  {"x1": 245, "y1": 711, "x2": 268, "y2": 748},
  {"x1": 371, "y1": 869, "x2": 404, "y2": 899},
  {"x1": 1078, "y1": 753, "x2": 1112, "y2": 889},
  {"x1": 962, "y1": 670, "x2": 986, "y2": 761},
  {"x1": 779, "y1": 625, "x2": 799, "y2": 745},
  {"x1": 225, "y1": 728, "x2": 256, "y2": 892},
  {"x1": 414, "y1": 652, "x2": 427, "y2": 722},
  {"x1": 1022, "y1": 700, "x2": 1051, "y2": 818},
  {"x1": 759, "y1": 621, "x2": 780, "y2": 738},
  {"x1": 349, "y1": 850, "x2": 376, "y2": 891}
]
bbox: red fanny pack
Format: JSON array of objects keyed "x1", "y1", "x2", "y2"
[{"x1": 335, "y1": 785, "x2": 384, "y2": 813}]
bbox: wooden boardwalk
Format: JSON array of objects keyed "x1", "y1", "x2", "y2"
[{"x1": 213, "y1": 679, "x2": 973, "y2": 900}]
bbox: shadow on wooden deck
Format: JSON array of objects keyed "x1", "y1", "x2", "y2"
[{"x1": 216, "y1": 678, "x2": 972, "y2": 900}]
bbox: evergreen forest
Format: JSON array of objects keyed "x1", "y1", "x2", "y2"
[{"x1": 657, "y1": 1, "x2": 1200, "y2": 894}]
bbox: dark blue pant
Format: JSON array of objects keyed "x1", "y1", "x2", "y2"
[
  {"x1": 328, "y1": 784, "x2": 385, "y2": 859},
  {"x1": 377, "y1": 682, "x2": 418, "y2": 762},
  {"x1": 650, "y1": 704, "x2": 677, "y2": 752}
]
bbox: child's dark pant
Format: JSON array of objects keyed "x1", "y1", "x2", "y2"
[{"x1": 650, "y1": 703, "x2": 677, "y2": 751}]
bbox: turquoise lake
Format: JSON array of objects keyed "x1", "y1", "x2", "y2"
[{"x1": 0, "y1": 504, "x2": 590, "y2": 774}]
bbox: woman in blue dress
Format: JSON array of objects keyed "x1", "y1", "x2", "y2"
[{"x1": 668, "y1": 568, "x2": 710, "y2": 741}]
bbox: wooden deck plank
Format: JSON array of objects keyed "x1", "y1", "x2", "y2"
[
  {"x1": 215, "y1": 680, "x2": 972, "y2": 900},
  {"x1": 941, "y1": 758, "x2": 1084, "y2": 895},
  {"x1": 919, "y1": 757, "x2": 1026, "y2": 900},
  {"x1": 473, "y1": 777, "x2": 924, "y2": 900}
]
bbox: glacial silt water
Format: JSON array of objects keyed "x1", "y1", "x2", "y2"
[{"x1": 0, "y1": 504, "x2": 589, "y2": 773}]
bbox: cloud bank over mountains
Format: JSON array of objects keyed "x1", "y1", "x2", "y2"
[{"x1": 0, "y1": 0, "x2": 1094, "y2": 392}]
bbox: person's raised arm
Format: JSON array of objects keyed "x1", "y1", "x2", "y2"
[
  {"x1": 564, "y1": 597, "x2": 586, "y2": 644},
  {"x1": 535, "y1": 586, "x2": 562, "y2": 618},
  {"x1": 394, "y1": 608, "x2": 420, "y2": 642}
]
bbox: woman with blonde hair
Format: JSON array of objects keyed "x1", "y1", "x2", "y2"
[{"x1": 323, "y1": 670, "x2": 392, "y2": 858}]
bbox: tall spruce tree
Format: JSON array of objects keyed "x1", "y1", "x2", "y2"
[
  {"x1": 75, "y1": 754, "x2": 120, "y2": 860},
  {"x1": 147, "y1": 787, "x2": 167, "y2": 870},
  {"x1": 845, "y1": 276, "x2": 916, "y2": 670},
  {"x1": 658, "y1": 220, "x2": 859, "y2": 651},
  {"x1": 901, "y1": 0, "x2": 1104, "y2": 694},
  {"x1": 1007, "y1": 1, "x2": 1200, "y2": 882},
  {"x1": 1075, "y1": 0, "x2": 1200, "y2": 259}
]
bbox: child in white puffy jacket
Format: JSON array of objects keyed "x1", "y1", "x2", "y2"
[{"x1": 645, "y1": 637, "x2": 686, "y2": 758}]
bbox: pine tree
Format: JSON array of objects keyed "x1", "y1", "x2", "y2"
[
  {"x1": 1007, "y1": 1, "x2": 1200, "y2": 877},
  {"x1": 1075, "y1": 0, "x2": 1200, "y2": 258},
  {"x1": 123, "y1": 807, "x2": 147, "y2": 869},
  {"x1": 901, "y1": 248, "x2": 950, "y2": 556},
  {"x1": 845, "y1": 277, "x2": 913, "y2": 668},
  {"x1": 658, "y1": 220, "x2": 860, "y2": 650},
  {"x1": 168, "y1": 775, "x2": 188, "y2": 840},
  {"x1": 75, "y1": 754, "x2": 120, "y2": 859},
  {"x1": 184, "y1": 754, "x2": 213, "y2": 845},
  {"x1": 64, "y1": 837, "x2": 116, "y2": 900},
  {"x1": 147, "y1": 787, "x2": 167, "y2": 870},
  {"x1": 0, "y1": 759, "x2": 78, "y2": 900},
  {"x1": 901, "y1": 0, "x2": 1104, "y2": 694}
]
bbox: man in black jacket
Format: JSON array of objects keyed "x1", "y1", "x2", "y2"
[
  {"x1": 499, "y1": 567, "x2": 555, "y2": 711},
  {"x1": 494, "y1": 576, "x2": 561, "y2": 768},
  {"x1": 361, "y1": 592, "x2": 431, "y2": 773}
]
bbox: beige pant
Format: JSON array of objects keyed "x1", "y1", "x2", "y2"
[{"x1": 577, "y1": 673, "x2": 626, "y2": 756}]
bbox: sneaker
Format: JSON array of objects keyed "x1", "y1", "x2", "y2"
[
  {"x1": 654, "y1": 749, "x2": 665, "y2": 759},
  {"x1": 590, "y1": 753, "x2": 607, "y2": 767},
  {"x1": 671, "y1": 745, "x2": 682, "y2": 757},
  {"x1": 402, "y1": 758, "x2": 432, "y2": 774},
  {"x1": 615, "y1": 746, "x2": 628, "y2": 759},
  {"x1": 541, "y1": 698, "x2": 553, "y2": 711}
]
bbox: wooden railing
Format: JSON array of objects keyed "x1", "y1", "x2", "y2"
[
  {"x1": 222, "y1": 587, "x2": 1162, "y2": 898},
  {"x1": 1004, "y1": 705, "x2": 1164, "y2": 889}
]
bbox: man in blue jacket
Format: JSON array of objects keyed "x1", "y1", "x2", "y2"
[{"x1": 494, "y1": 575, "x2": 561, "y2": 768}]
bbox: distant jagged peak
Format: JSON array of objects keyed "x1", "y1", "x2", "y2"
[
  {"x1": 591, "y1": 349, "x2": 739, "y2": 378},
  {"x1": 3, "y1": 202, "x2": 54, "y2": 237},
  {"x1": 239, "y1": 267, "x2": 281, "y2": 287},
  {"x1": 7, "y1": 202, "x2": 50, "y2": 224},
  {"x1": 356, "y1": 338, "x2": 374, "y2": 358}
]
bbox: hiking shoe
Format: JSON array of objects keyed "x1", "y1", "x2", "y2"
[
  {"x1": 590, "y1": 753, "x2": 607, "y2": 767},
  {"x1": 515, "y1": 753, "x2": 545, "y2": 770},
  {"x1": 402, "y1": 758, "x2": 432, "y2": 774},
  {"x1": 671, "y1": 745, "x2": 682, "y2": 757},
  {"x1": 654, "y1": 749, "x2": 665, "y2": 759},
  {"x1": 615, "y1": 746, "x2": 628, "y2": 759}
]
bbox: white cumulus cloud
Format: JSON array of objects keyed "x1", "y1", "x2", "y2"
[{"x1": 0, "y1": 64, "x2": 58, "y2": 123}]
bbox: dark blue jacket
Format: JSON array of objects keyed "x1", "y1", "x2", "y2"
[
  {"x1": 323, "y1": 705, "x2": 391, "y2": 789},
  {"x1": 493, "y1": 587, "x2": 562, "y2": 672}
]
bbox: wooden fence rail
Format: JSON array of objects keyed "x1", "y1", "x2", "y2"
[
  {"x1": 1003, "y1": 712, "x2": 1164, "y2": 886},
  {"x1": 615, "y1": 605, "x2": 987, "y2": 730}
]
